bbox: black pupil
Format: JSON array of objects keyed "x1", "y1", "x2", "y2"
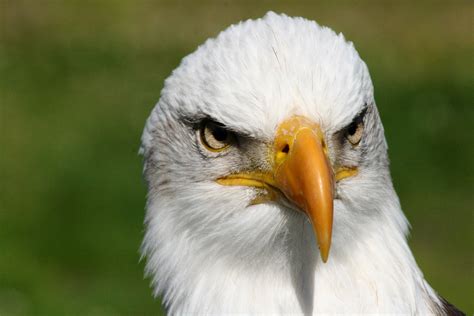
[
  {"x1": 347, "y1": 122, "x2": 358, "y2": 136},
  {"x1": 212, "y1": 126, "x2": 228, "y2": 142}
]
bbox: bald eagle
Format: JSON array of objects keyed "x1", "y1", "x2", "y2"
[{"x1": 140, "y1": 12, "x2": 464, "y2": 315}]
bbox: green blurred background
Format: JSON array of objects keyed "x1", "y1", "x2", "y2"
[{"x1": 1, "y1": 1, "x2": 473, "y2": 314}]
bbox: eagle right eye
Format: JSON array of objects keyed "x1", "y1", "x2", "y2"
[{"x1": 199, "y1": 120, "x2": 235, "y2": 152}]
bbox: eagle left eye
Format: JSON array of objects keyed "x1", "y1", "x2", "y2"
[
  {"x1": 199, "y1": 120, "x2": 235, "y2": 152},
  {"x1": 346, "y1": 121, "x2": 363, "y2": 145},
  {"x1": 345, "y1": 109, "x2": 367, "y2": 146}
]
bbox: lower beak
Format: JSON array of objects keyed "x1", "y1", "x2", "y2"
[{"x1": 217, "y1": 116, "x2": 335, "y2": 262}]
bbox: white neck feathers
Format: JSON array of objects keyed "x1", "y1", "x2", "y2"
[{"x1": 144, "y1": 201, "x2": 441, "y2": 314}]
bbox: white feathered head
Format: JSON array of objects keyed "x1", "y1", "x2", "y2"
[{"x1": 140, "y1": 12, "x2": 412, "y2": 312}]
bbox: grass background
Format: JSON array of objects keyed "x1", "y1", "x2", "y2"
[{"x1": 1, "y1": 1, "x2": 473, "y2": 314}]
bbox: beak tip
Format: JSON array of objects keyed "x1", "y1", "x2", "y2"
[
  {"x1": 319, "y1": 246, "x2": 330, "y2": 263},
  {"x1": 316, "y1": 228, "x2": 332, "y2": 263}
]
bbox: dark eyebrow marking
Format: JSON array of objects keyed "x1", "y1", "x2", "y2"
[
  {"x1": 340, "y1": 105, "x2": 368, "y2": 131},
  {"x1": 353, "y1": 105, "x2": 368, "y2": 123},
  {"x1": 346, "y1": 106, "x2": 368, "y2": 131},
  {"x1": 182, "y1": 114, "x2": 256, "y2": 142},
  {"x1": 184, "y1": 115, "x2": 225, "y2": 131}
]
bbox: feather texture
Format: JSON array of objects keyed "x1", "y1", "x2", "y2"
[{"x1": 140, "y1": 12, "x2": 461, "y2": 314}]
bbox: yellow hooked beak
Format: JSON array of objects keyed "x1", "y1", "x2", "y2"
[
  {"x1": 273, "y1": 116, "x2": 334, "y2": 262},
  {"x1": 217, "y1": 116, "x2": 356, "y2": 262}
]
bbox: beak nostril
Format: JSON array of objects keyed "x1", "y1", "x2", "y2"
[{"x1": 275, "y1": 143, "x2": 290, "y2": 165}]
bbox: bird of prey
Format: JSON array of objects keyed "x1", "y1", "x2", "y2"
[{"x1": 140, "y1": 12, "x2": 463, "y2": 315}]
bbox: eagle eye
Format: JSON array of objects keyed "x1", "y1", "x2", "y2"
[
  {"x1": 199, "y1": 120, "x2": 234, "y2": 152},
  {"x1": 345, "y1": 108, "x2": 367, "y2": 146}
]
